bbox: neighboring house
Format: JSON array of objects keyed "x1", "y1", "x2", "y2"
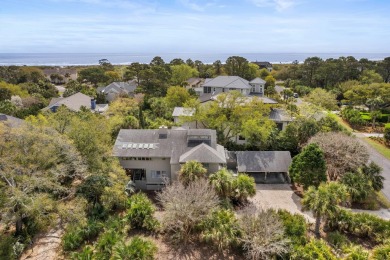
[
  {"x1": 42, "y1": 68, "x2": 78, "y2": 84},
  {"x1": 186, "y1": 78, "x2": 212, "y2": 95},
  {"x1": 199, "y1": 76, "x2": 276, "y2": 104},
  {"x1": 97, "y1": 80, "x2": 138, "y2": 102},
  {"x1": 172, "y1": 107, "x2": 197, "y2": 128},
  {"x1": 252, "y1": 61, "x2": 273, "y2": 72},
  {"x1": 0, "y1": 113, "x2": 24, "y2": 128},
  {"x1": 269, "y1": 108, "x2": 293, "y2": 131},
  {"x1": 44, "y1": 92, "x2": 108, "y2": 113},
  {"x1": 112, "y1": 127, "x2": 227, "y2": 190},
  {"x1": 232, "y1": 151, "x2": 292, "y2": 184}
]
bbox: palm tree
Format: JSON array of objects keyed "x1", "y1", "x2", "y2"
[
  {"x1": 302, "y1": 182, "x2": 349, "y2": 237},
  {"x1": 209, "y1": 168, "x2": 234, "y2": 199},
  {"x1": 178, "y1": 160, "x2": 207, "y2": 186}
]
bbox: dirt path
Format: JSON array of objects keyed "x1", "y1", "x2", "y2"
[{"x1": 20, "y1": 225, "x2": 64, "y2": 260}]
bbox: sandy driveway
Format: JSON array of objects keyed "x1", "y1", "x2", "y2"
[{"x1": 249, "y1": 184, "x2": 314, "y2": 223}]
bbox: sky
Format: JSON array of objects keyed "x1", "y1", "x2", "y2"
[{"x1": 0, "y1": 0, "x2": 389, "y2": 53}]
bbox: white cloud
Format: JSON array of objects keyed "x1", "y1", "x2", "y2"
[
  {"x1": 251, "y1": 0, "x2": 298, "y2": 11},
  {"x1": 178, "y1": 0, "x2": 204, "y2": 11}
]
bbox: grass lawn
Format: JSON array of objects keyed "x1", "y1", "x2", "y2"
[{"x1": 364, "y1": 137, "x2": 390, "y2": 160}]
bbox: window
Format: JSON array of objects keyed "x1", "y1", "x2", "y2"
[
  {"x1": 126, "y1": 168, "x2": 146, "y2": 181},
  {"x1": 202, "y1": 163, "x2": 209, "y2": 168},
  {"x1": 204, "y1": 86, "x2": 212, "y2": 93},
  {"x1": 251, "y1": 87, "x2": 255, "y2": 93},
  {"x1": 238, "y1": 135, "x2": 246, "y2": 141},
  {"x1": 151, "y1": 170, "x2": 167, "y2": 179}
]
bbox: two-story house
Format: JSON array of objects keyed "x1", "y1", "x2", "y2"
[{"x1": 113, "y1": 127, "x2": 227, "y2": 190}]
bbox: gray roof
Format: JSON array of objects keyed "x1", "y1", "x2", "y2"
[
  {"x1": 236, "y1": 151, "x2": 292, "y2": 173},
  {"x1": 252, "y1": 61, "x2": 272, "y2": 67},
  {"x1": 45, "y1": 92, "x2": 107, "y2": 112},
  {"x1": 172, "y1": 107, "x2": 195, "y2": 117},
  {"x1": 209, "y1": 93, "x2": 278, "y2": 105},
  {"x1": 98, "y1": 81, "x2": 137, "y2": 95},
  {"x1": 179, "y1": 143, "x2": 226, "y2": 164},
  {"x1": 250, "y1": 78, "x2": 266, "y2": 84},
  {"x1": 269, "y1": 109, "x2": 293, "y2": 122},
  {"x1": 113, "y1": 128, "x2": 219, "y2": 164},
  {"x1": 0, "y1": 114, "x2": 24, "y2": 127},
  {"x1": 202, "y1": 76, "x2": 251, "y2": 89}
]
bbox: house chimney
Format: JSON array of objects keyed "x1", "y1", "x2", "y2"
[
  {"x1": 158, "y1": 125, "x2": 168, "y2": 139},
  {"x1": 91, "y1": 98, "x2": 96, "y2": 110}
]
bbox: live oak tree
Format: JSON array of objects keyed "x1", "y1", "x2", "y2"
[
  {"x1": 308, "y1": 132, "x2": 369, "y2": 181},
  {"x1": 306, "y1": 88, "x2": 338, "y2": 111},
  {"x1": 170, "y1": 64, "x2": 199, "y2": 86},
  {"x1": 193, "y1": 91, "x2": 274, "y2": 147},
  {"x1": 289, "y1": 143, "x2": 327, "y2": 190},
  {"x1": 0, "y1": 123, "x2": 88, "y2": 235}
]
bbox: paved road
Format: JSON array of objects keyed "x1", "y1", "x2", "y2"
[{"x1": 356, "y1": 137, "x2": 390, "y2": 200}]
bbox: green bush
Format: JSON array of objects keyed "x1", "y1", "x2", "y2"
[
  {"x1": 343, "y1": 245, "x2": 369, "y2": 260},
  {"x1": 277, "y1": 210, "x2": 307, "y2": 246},
  {"x1": 291, "y1": 239, "x2": 337, "y2": 260},
  {"x1": 0, "y1": 233, "x2": 16, "y2": 260},
  {"x1": 328, "y1": 209, "x2": 390, "y2": 244},
  {"x1": 341, "y1": 172, "x2": 372, "y2": 202},
  {"x1": 126, "y1": 193, "x2": 159, "y2": 231},
  {"x1": 62, "y1": 220, "x2": 104, "y2": 252},
  {"x1": 231, "y1": 174, "x2": 256, "y2": 203},
  {"x1": 70, "y1": 245, "x2": 94, "y2": 260},
  {"x1": 341, "y1": 108, "x2": 365, "y2": 127},
  {"x1": 112, "y1": 236, "x2": 157, "y2": 260},
  {"x1": 371, "y1": 242, "x2": 390, "y2": 260},
  {"x1": 327, "y1": 231, "x2": 348, "y2": 249},
  {"x1": 198, "y1": 209, "x2": 241, "y2": 251},
  {"x1": 384, "y1": 125, "x2": 390, "y2": 144},
  {"x1": 63, "y1": 228, "x2": 84, "y2": 251},
  {"x1": 95, "y1": 229, "x2": 121, "y2": 259}
]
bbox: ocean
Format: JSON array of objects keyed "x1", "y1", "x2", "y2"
[{"x1": 0, "y1": 53, "x2": 389, "y2": 66}]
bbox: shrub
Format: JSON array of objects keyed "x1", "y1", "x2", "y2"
[
  {"x1": 277, "y1": 210, "x2": 307, "y2": 246},
  {"x1": 239, "y1": 208, "x2": 289, "y2": 260},
  {"x1": 62, "y1": 220, "x2": 103, "y2": 252},
  {"x1": 343, "y1": 245, "x2": 369, "y2": 260},
  {"x1": 126, "y1": 193, "x2": 159, "y2": 231},
  {"x1": 95, "y1": 229, "x2": 121, "y2": 259},
  {"x1": 198, "y1": 209, "x2": 241, "y2": 251},
  {"x1": 291, "y1": 239, "x2": 337, "y2": 260},
  {"x1": 371, "y1": 242, "x2": 390, "y2": 260},
  {"x1": 384, "y1": 125, "x2": 390, "y2": 145},
  {"x1": 327, "y1": 231, "x2": 348, "y2": 249},
  {"x1": 341, "y1": 172, "x2": 372, "y2": 202},
  {"x1": 157, "y1": 179, "x2": 219, "y2": 242},
  {"x1": 327, "y1": 209, "x2": 390, "y2": 244},
  {"x1": 0, "y1": 233, "x2": 16, "y2": 260},
  {"x1": 63, "y1": 228, "x2": 84, "y2": 251},
  {"x1": 232, "y1": 174, "x2": 256, "y2": 204},
  {"x1": 112, "y1": 236, "x2": 157, "y2": 260},
  {"x1": 70, "y1": 245, "x2": 94, "y2": 260}
]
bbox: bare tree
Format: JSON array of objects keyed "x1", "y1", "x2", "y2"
[
  {"x1": 157, "y1": 179, "x2": 219, "y2": 242},
  {"x1": 308, "y1": 132, "x2": 369, "y2": 180},
  {"x1": 238, "y1": 207, "x2": 289, "y2": 260}
]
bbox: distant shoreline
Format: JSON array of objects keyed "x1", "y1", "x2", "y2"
[{"x1": 0, "y1": 52, "x2": 389, "y2": 66}]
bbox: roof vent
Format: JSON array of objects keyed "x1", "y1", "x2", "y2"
[{"x1": 158, "y1": 125, "x2": 168, "y2": 139}]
